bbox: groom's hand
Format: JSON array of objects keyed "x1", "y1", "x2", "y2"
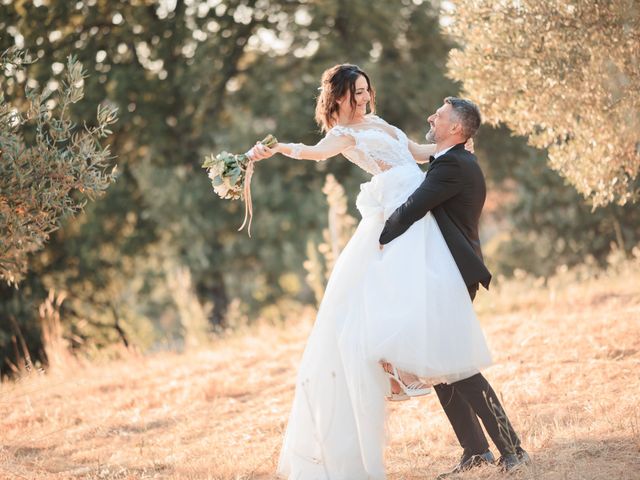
[{"x1": 379, "y1": 210, "x2": 409, "y2": 246}]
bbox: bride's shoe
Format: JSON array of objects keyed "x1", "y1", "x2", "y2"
[
  {"x1": 387, "y1": 392, "x2": 410, "y2": 401},
  {"x1": 384, "y1": 365, "x2": 431, "y2": 398},
  {"x1": 386, "y1": 377, "x2": 409, "y2": 401}
]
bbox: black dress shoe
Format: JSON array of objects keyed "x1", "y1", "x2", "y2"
[
  {"x1": 436, "y1": 450, "x2": 495, "y2": 479},
  {"x1": 498, "y1": 447, "x2": 531, "y2": 472}
]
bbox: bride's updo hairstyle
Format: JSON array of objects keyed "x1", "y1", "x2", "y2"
[{"x1": 315, "y1": 64, "x2": 376, "y2": 133}]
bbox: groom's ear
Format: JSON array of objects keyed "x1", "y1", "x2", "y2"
[{"x1": 451, "y1": 121, "x2": 463, "y2": 136}]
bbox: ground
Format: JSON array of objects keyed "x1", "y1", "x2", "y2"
[{"x1": 1, "y1": 261, "x2": 640, "y2": 480}]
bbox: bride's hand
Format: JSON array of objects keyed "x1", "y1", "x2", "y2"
[
  {"x1": 464, "y1": 137, "x2": 475, "y2": 154},
  {"x1": 247, "y1": 142, "x2": 278, "y2": 162}
]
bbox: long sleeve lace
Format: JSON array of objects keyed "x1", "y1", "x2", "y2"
[{"x1": 279, "y1": 133, "x2": 355, "y2": 161}]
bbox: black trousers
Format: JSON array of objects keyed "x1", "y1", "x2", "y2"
[{"x1": 433, "y1": 284, "x2": 521, "y2": 457}]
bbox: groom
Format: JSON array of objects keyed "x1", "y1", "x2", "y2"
[{"x1": 379, "y1": 97, "x2": 530, "y2": 477}]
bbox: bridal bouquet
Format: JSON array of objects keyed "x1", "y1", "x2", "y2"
[{"x1": 202, "y1": 134, "x2": 277, "y2": 236}]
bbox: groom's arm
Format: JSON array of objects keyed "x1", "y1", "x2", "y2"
[{"x1": 379, "y1": 158, "x2": 462, "y2": 245}]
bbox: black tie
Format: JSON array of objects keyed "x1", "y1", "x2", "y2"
[{"x1": 429, "y1": 155, "x2": 436, "y2": 163}]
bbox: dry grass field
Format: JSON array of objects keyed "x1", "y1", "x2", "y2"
[{"x1": 1, "y1": 259, "x2": 640, "y2": 480}]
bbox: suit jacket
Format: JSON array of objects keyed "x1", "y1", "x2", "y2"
[{"x1": 379, "y1": 143, "x2": 492, "y2": 289}]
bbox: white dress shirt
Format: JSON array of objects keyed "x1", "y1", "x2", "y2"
[{"x1": 433, "y1": 145, "x2": 455, "y2": 159}]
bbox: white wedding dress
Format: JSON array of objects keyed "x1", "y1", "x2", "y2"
[{"x1": 276, "y1": 116, "x2": 493, "y2": 480}]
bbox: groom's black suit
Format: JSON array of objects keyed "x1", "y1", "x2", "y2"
[
  {"x1": 379, "y1": 143, "x2": 490, "y2": 289},
  {"x1": 379, "y1": 143, "x2": 521, "y2": 458}
]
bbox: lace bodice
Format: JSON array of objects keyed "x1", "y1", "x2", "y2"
[{"x1": 327, "y1": 115, "x2": 417, "y2": 175}]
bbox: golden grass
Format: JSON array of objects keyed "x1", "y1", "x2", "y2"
[{"x1": 1, "y1": 263, "x2": 640, "y2": 480}]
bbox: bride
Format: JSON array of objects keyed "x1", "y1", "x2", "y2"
[{"x1": 248, "y1": 64, "x2": 493, "y2": 480}]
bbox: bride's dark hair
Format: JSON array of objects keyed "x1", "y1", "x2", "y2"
[{"x1": 315, "y1": 64, "x2": 376, "y2": 133}]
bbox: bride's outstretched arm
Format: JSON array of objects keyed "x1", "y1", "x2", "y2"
[
  {"x1": 249, "y1": 134, "x2": 354, "y2": 162},
  {"x1": 407, "y1": 138, "x2": 475, "y2": 163},
  {"x1": 407, "y1": 140, "x2": 437, "y2": 164}
]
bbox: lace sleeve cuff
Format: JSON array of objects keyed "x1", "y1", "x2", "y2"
[{"x1": 286, "y1": 143, "x2": 304, "y2": 159}]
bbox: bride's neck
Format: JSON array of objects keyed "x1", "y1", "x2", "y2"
[{"x1": 336, "y1": 111, "x2": 366, "y2": 126}]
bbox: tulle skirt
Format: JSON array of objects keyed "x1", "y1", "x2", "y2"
[{"x1": 277, "y1": 164, "x2": 493, "y2": 480}]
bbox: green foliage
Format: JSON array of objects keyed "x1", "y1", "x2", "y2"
[
  {"x1": 446, "y1": 0, "x2": 640, "y2": 206},
  {"x1": 0, "y1": 47, "x2": 118, "y2": 285},
  {"x1": 485, "y1": 144, "x2": 640, "y2": 277},
  {"x1": 0, "y1": 0, "x2": 464, "y2": 374},
  {"x1": 4, "y1": 0, "x2": 633, "y2": 377}
]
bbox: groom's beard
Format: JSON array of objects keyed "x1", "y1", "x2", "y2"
[{"x1": 425, "y1": 127, "x2": 436, "y2": 144}]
